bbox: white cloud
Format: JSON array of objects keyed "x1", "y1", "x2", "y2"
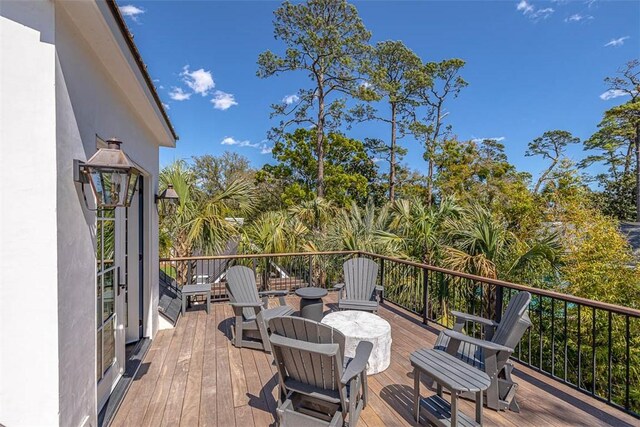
[
  {"x1": 565, "y1": 13, "x2": 593, "y2": 22},
  {"x1": 168, "y1": 87, "x2": 191, "y2": 101},
  {"x1": 282, "y1": 94, "x2": 300, "y2": 105},
  {"x1": 599, "y1": 89, "x2": 631, "y2": 100},
  {"x1": 604, "y1": 36, "x2": 630, "y2": 47},
  {"x1": 533, "y1": 7, "x2": 554, "y2": 19},
  {"x1": 211, "y1": 91, "x2": 238, "y2": 110},
  {"x1": 471, "y1": 136, "x2": 506, "y2": 143},
  {"x1": 360, "y1": 81, "x2": 373, "y2": 89},
  {"x1": 516, "y1": 0, "x2": 534, "y2": 14},
  {"x1": 221, "y1": 137, "x2": 257, "y2": 148},
  {"x1": 371, "y1": 157, "x2": 384, "y2": 163},
  {"x1": 516, "y1": 1, "x2": 554, "y2": 20},
  {"x1": 119, "y1": 5, "x2": 145, "y2": 21},
  {"x1": 181, "y1": 66, "x2": 215, "y2": 96},
  {"x1": 162, "y1": 102, "x2": 170, "y2": 110},
  {"x1": 260, "y1": 144, "x2": 273, "y2": 154}
]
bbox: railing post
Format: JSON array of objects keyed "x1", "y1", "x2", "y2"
[
  {"x1": 308, "y1": 254, "x2": 313, "y2": 287},
  {"x1": 495, "y1": 285, "x2": 504, "y2": 323},
  {"x1": 423, "y1": 267, "x2": 429, "y2": 325},
  {"x1": 379, "y1": 257, "x2": 385, "y2": 304}
]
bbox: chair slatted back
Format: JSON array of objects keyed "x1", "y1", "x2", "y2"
[
  {"x1": 492, "y1": 291, "x2": 532, "y2": 350},
  {"x1": 226, "y1": 266, "x2": 261, "y2": 320},
  {"x1": 343, "y1": 258, "x2": 378, "y2": 302},
  {"x1": 269, "y1": 317, "x2": 345, "y2": 393}
]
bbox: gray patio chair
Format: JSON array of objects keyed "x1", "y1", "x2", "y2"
[
  {"x1": 226, "y1": 265, "x2": 295, "y2": 353},
  {"x1": 432, "y1": 290, "x2": 532, "y2": 412},
  {"x1": 269, "y1": 316, "x2": 372, "y2": 427},
  {"x1": 335, "y1": 257, "x2": 381, "y2": 313}
]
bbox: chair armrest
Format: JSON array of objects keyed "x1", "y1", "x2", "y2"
[
  {"x1": 375, "y1": 285, "x2": 383, "y2": 292},
  {"x1": 259, "y1": 290, "x2": 288, "y2": 306},
  {"x1": 259, "y1": 290, "x2": 288, "y2": 297},
  {"x1": 451, "y1": 310, "x2": 498, "y2": 328},
  {"x1": 229, "y1": 301, "x2": 264, "y2": 308},
  {"x1": 341, "y1": 341, "x2": 373, "y2": 384},
  {"x1": 442, "y1": 329, "x2": 513, "y2": 353},
  {"x1": 269, "y1": 334, "x2": 340, "y2": 357},
  {"x1": 334, "y1": 283, "x2": 345, "y2": 290}
]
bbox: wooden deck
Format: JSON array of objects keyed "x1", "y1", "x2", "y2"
[{"x1": 112, "y1": 293, "x2": 638, "y2": 427}]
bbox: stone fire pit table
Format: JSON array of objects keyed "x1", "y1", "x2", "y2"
[{"x1": 321, "y1": 310, "x2": 391, "y2": 375}]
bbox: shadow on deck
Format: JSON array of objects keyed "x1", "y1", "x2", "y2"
[{"x1": 111, "y1": 293, "x2": 638, "y2": 427}]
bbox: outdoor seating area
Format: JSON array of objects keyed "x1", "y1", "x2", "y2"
[{"x1": 111, "y1": 290, "x2": 638, "y2": 427}]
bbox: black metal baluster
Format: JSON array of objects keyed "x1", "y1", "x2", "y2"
[
  {"x1": 422, "y1": 267, "x2": 429, "y2": 324},
  {"x1": 625, "y1": 315, "x2": 630, "y2": 410},
  {"x1": 564, "y1": 300, "x2": 568, "y2": 383},
  {"x1": 607, "y1": 311, "x2": 612, "y2": 403},
  {"x1": 551, "y1": 298, "x2": 556, "y2": 377},
  {"x1": 539, "y1": 295, "x2": 544, "y2": 372},
  {"x1": 578, "y1": 305, "x2": 582, "y2": 390},
  {"x1": 591, "y1": 307, "x2": 596, "y2": 396}
]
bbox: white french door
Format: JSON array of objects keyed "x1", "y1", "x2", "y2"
[{"x1": 96, "y1": 207, "x2": 126, "y2": 410}]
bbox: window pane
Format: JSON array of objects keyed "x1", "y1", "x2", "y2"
[
  {"x1": 97, "y1": 274, "x2": 102, "y2": 327},
  {"x1": 102, "y1": 318, "x2": 115, "y2": 374},
  {"x1": 102, "y1": 220, "x2": 115, "y2": 270},
  {"x1": 96, "y1": 219, "x2": 103, "y2": 272},
  {"x1": 103, "y1": 269, "x2": 115, "y2": 322},
  {"x1": 96, "y1": 330, "x2": 102, "y2": 381}
]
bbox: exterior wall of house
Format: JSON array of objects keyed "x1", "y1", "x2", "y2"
[
  {"x1": 54, "y1": 5, "x2": 161, "y2": 427},
  {"x1": 0, "y1": 1, "x2": 60, "y2": 426},
  {"x1": 1, "y1": 1, "x2": 165, "y2": 426}
]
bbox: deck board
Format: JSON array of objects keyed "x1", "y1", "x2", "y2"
[{"x1": 114, "y1": 293, "x2": 639, "y2": 427}]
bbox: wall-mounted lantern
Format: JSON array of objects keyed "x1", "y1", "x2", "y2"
[
  {"x1": 74, "y1": 139, "x2": 141, "y2": 209},
  {"x1": 155, "y1": 184, "x2": 180, "y2": 215}
]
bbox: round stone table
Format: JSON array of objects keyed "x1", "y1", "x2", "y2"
[
  {"x1": 295, "y1": 287, "x2": 328, "y2": 322},
  {"x1": 321, "y1": 310, "x2": 391, "y2": 375}
]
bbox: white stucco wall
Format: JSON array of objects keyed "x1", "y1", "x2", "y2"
[
  {"x1": 55, "y1": 5, "x2": 161, "y2": 427},
  {"x1": 0, "y1": 1, "x2": 60, "y2": 426},
  {"x1": 1, "y1": 1, "x2": 166, "y2": 426}
]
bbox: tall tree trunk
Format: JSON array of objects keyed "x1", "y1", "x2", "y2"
[
  {"x1": 534, "y1": 159, "x2": 558, "y2": 194},
  {"x1": 635, "y1": 124, "x2": 640, "y2": 221},
  {"x1": 316, "y1": 83, "x2": 325, "y2": 198},
  {"x1": 390, "y1": 103, "x2": 397, "y2": 203},
  {"x1": 427, "y1": 148, "x2": 434, "y2": 206}
]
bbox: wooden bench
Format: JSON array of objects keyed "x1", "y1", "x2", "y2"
[{"x1": 411, "y1": 348, "x2": 491, "y2": 427}]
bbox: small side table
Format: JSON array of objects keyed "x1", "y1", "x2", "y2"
[
  {"x1": 411, "y1": 348, "x2": 490, "y2": 426},
  {"x1": 295, "y1": 287, "x2": 328, "y2": 322},
  {"x1": 182, "y1": 283, "x2": 211, "y2": 315}
]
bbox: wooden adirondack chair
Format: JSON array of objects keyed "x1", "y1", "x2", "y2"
[
  {"x1": 225, "y1": 265, "x2": 295, "y2": 353},
  {"x1": 433, "y1": 291, "x2": 532, "y2": 412},
  {"x1": 269, "y1": 316, "x2": 372, "y2": 427},
  {"x1": 335, "y1": 258, "x2": 381, "y2": 313}
]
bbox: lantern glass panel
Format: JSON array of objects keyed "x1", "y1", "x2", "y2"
[{"x1": 126, "y1": 172, "x2": 140, "y2": 206}]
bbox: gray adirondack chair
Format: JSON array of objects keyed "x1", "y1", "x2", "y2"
[
  {"x1": 335, "y1": 258, "x2": 381, "y2": 313},
  {"x1": 225, "y1": 265, "x2": 295, "y2": 353},
  {"x1": 432, "y1": 291, "x2": 532, "y2": 412},
  {"x1": 269, "y1": 316, "x2": 372, "y2": 427}
]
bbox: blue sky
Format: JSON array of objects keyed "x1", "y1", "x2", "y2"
[{"x1": 119, "y1": 1, "x2": 639, "y2": 183}]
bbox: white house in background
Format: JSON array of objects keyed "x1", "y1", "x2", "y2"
[{"x1": 0, "y1": 1, "x2": 177, "y2": 426}]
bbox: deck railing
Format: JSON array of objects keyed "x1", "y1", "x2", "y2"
[{"x1": 159, "y1": 250, "x2": 640, "y2": 418}]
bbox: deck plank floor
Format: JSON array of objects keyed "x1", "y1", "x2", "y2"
[{"x1": 112, "y1": 293, "x2": 638, "y2": 427}]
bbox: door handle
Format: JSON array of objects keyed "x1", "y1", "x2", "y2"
[{"x1": 117, "y1": 267, "x2": 126, "y2": 295}]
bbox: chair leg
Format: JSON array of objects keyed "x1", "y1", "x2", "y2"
[
  {"x1": 182, "y1": 294, "x2": 187, "y2": 315},
  {"x1": 413, "y1": 368, "x2": 420, "y2": 422},
  {"x1": 234, "y1": 315, "x2": 244, "y2": 348},
  {"x1": 256, "y1": 313, "x2": 271, "y2": 353}
]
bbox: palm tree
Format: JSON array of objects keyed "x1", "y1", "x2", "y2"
[
  {"x1": 442, "y1": 203, "x2": 561, "y2": 320},
  {"x1": 159, "y1": 160, "x2": 256, "y2": 283}
]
